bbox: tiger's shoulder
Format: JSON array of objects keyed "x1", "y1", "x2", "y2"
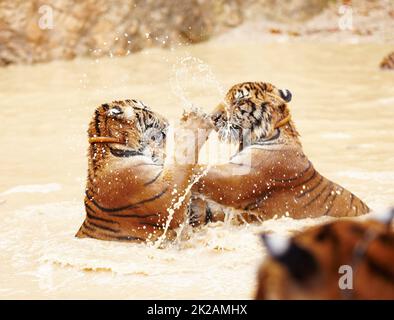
[
  {"x1": 77, "y1": 99, "x2": 171, "y2": 242},
  {"x1": 192, "y1": 81, "x2": 369, "y2": 223}
]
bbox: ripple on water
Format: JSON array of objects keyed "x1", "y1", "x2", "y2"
[{"x1": 0, "y1": 201, "x2": 342, "y2": 298}]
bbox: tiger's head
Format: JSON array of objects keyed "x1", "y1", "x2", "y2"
[
  {"x1": 212, "y1": 82, "x2": 298, "y2": 146},
  {"x1": 256, "y1": 209, "x2": 394, "y2": 300},
  {"x1": 88, "y1": 99, "x2": 169, "y2": 168}
]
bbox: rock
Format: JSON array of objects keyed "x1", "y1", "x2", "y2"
[
  {"x1": 243, "y1": 0, "x2": 330, "y2": 22},
  {"x1": 0, "y1": 0, "x2": 331, "y2": 66}
]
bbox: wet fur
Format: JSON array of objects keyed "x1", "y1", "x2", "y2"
[
  {"x1": 77, "y1": 100, "x2": 209, "y2": 242},
  {"x1": 191, "y1": 82, "x2": 370, "y2": 225}
]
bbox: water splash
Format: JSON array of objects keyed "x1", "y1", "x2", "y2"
[
  {"x1": 153, "y1": 168, "x2": 209, "y2": 249},
  {"x1": 0, "y1": 183, "x2": 62, "y2": 196},
  {"x1": 170, "y1": 54, "x2": 226, "y2": 109},
  {"x1": 154, "y1": 55, "x2": 230, "y2": 247}
]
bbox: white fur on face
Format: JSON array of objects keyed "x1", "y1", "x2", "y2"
[
  {"x1": 123, "y1": 107, "x2": 135, "y2": 120},
  {"x1": 108, "y1": 108, "x2": 122, "y2": 116}
]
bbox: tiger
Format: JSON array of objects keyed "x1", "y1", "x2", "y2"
[
  {"x1": 380, "y1": 52, "x2": 394, "y2": 70},
  {"x1": 190, "y1": 82, "x2": 370, "y2": 225},
  {"x1": 76, "y1": 99, "x2": 213, "y2": 243},
  {"x1": 256, "y1": 209, "x2": 394, "y2": 299}
]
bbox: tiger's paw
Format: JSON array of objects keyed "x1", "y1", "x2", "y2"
[{"x1": 180, "y1": 107, "x2": 213, "y2": 131}]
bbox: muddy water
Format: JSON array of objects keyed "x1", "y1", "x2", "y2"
[{"x1": 0, "y1": 42, "x2": 393, "y2": 299}]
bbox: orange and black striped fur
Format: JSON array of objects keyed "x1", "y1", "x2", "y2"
[
  {"x1": 191, "y1": 82, "x2": 369, "y2": 225},
  {"x1": 380, "y1": 52, "x2": 394, "y2": 70},
  {"x1": 76, "y1": 99, "x2": 212, "y2": 243},
  {"x1": 256, "y1": 209, "x2": 394, "y2": 299}
]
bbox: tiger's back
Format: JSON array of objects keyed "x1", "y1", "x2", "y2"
[{"x1": 77, "y1": 100, "x2": 175, "y2": 242}]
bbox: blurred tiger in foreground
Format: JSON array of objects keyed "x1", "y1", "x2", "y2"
[
  {"x1": 191, "y1": 82, "x2": 369, "y2": 226},
  {"x1": 76, "y1": 99, "x2": 212, "y2": 243},
  {"x1": 380, "y1": 52, "x2": 394, "y2": 70},
  {"x1": 256, "y1": 209, "x2": 394, "y2": 299}
]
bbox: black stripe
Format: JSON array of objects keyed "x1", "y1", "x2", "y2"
[
  {"x1": 91, "y1": 110, "x2": 101, "y2": 168},
  {"x1": 138, "y1": 221, "x2": 162, "y2": 228},
  {"x1": 84, "y1": 199, "x2": 99, "y2": 214},
  {"x1": 259, "y1": 142, "x2": 282, "y2": 146},
  {"x1": 80, "y1": 230, "x2": 93, "y2": 238},
  {"x1": 86, "y1": 209, "x2": 117, "y2": 225},
  {"x1": 228, "y1": 161, "x2": 253, "y2": 169},
  {"x1": 255, "y1": 129, "x2": 280, "y2": 144},
  {"x1": 244, "y1": 199, "x2": 259, "y2": 211},
  {"x1": 260, "y1": 101, "x2": 269, "y2": 114},
  {"x1": 112, "y1": 235, "x2": 146, "y2": 242},
  {"x1": 110, "y1": 148, "x2": 144, "y2": 158},
  {"x1": 349, "y1": 193, "x2": 354, "y2": 209},
  {"x1": 365, "y1": 256, "x2": 394, "y2": 284},
  {"x1": 361, "y1": 200, "x2": 370, "y2": 213},
  {"x1": 352, "y1": 194, "x2": 359, "y2": 215},
  {"x1": 303, "y1": 183, "x2": 331, "y2": 208},
  {"x1": 244, "y1": 190, "x2": 273, "y2": 210},
  {"x1": 205, "y1": 205, "x2": 213, "y2": 224},
  {"x1": 273, "y1": 161, "x2": 312, "y2": 182},
  {"x1": 82, "y1": 221, "x2": 95, "y2": 232},
  {"x1": 144, "y1": 170, "x2": 163, "y2": 186},
  {"x1": 85, "y1": 202, "x2": 118, "y2": 225},
  {"x1": 109, "y1": 213, "x2": 158, "y2": 218},
  {"x1": 292, "y1": 169, "x2": 317, "y2": 190},
  {"x1": 242, "y1": 164, "x2": 315, "y2": 211},
  {"x1": 135, "y1": 110, "x2": 144, "y2": 129},
  {"x1": 296, "y1": 176, "x2": 324, "y2": 199},
  {"x1": 94, "y1": 109, "x2": 101, "y2": 136},
  {"x1": 87, "y1": 176, "x2": 100, "y2": 197},
  {"x1": 320, "y1": 186, "x2": 334, "y2": 203},
  {"x1": 323, "y1": 192, "x2": 338, "y2": 216},
  {"x1": 86, "y1": 187, "x2": 169, "y2": 213},
  {"x1": 87, "y1": 174, "x2": 95, "y2": 186},
  {"x1": 80, "y1": 230, "x2": 145, "y2": 242},
  {"x1": 377, "y1": 233, "x2": 394, "y2": 247},
  {"x1": 86, "y1": 220, "x2": 119, "y2": 233}
]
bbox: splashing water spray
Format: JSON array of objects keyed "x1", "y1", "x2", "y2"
[{"x1": 153, "y1": 54, "x2": 232, "y2": 248}]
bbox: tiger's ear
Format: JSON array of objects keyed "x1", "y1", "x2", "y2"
[
  {"x1": 370, "y1": 207, "x2": 394, "y2": 227},
  {"x1": 279, "y1": 89, "x2": 292, "y2": 102},
  {"x1": 261, "y1": 233, "x2": 318, "y2": 282}
]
